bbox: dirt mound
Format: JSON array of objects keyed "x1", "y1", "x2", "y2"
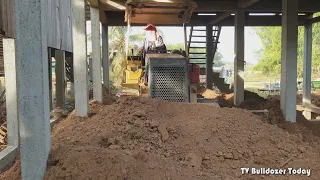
[
  {"x1": 2, "y1": 96, "x2": 320, "y2": 179},
  {"x1": 230, "y1": 90, "x2": 266, "y2": 108},
  {"x1": 238, "y1": 99, "x2": 264, "y2": 110},
  {"x1": 89, "y1": 87, "x2": 118, "y2": 105},
  {"x1": 198, "y1": 86, "x2": 265, "y2": 108},
  {"x1": 297, "y1": 93, "x2": 320, "y2": 107},
  {"x1": 237, "y1": 95, "x2": 320, "y2": 146},
  {"x1": 215, "y1": 95, "x2": 233, "y2": 108},
  {"x1": 244, "y1": 90, "x2": 266, "y2": 102},
  {"x1": 198, "y1": 86, "x2": 220, "y2": 99}
]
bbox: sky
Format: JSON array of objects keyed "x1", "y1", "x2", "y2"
[{"x1": 86, "y1": 22, "x2": 263, "y2": 65}]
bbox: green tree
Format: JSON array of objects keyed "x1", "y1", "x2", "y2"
[
  {"x1": 213, "y1": 51, "x2": 224, "y2": 67},
  {"x1": 252, "y1": 27, "x2": 282, "y2": 77},
  {"x1": 253, "y1": 14, "x2": 320, "y2": 79}
]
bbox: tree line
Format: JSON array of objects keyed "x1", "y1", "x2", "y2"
[{"x1": 253, "y1": 15, "x2": 320, "y2": 79}]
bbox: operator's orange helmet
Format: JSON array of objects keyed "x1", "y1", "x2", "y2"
[
  {"x1": 144, "y1": 23, "x2": 158, "y2": 40},
  {"x1": 144, "y1": 23, "x2": 157, "y2": 31}
]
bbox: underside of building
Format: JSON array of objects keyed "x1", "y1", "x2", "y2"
[{"x1": 0, "y1": 0, "x2": 320, "y2": 179}]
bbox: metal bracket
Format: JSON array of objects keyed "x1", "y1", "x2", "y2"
[{"x1": 235, "y1": 58, "x2": 246, "y2": 65}]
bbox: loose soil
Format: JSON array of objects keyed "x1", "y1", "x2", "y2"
[
  {"x1": 1, "y1": 91, "x2": 320, "y2": 179},
  {"x1": 198, "y1": 86, "x2": 266, "y2": 108}
]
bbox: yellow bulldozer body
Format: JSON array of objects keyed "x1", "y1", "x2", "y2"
[{"x1": 121, "y1": 56, "x2": 143, "y2": 90}]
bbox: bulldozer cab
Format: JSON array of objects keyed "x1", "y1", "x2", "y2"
[{"x1": 121, "y1": 0, "x2": 197, "y2": 92}]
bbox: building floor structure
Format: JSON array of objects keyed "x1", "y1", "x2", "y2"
[{"x1": 0, "y1": 0, "x2": 320, "y2": 179}]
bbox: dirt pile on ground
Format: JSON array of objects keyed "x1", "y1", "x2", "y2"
[
  {"x1": 297, "y1": 93, "x2": 320, "y2": 107},
  {"x1": 2, "y1": 96, "x2": 320, "y2": 179},
  {"x1": 89, "y1": 87, "x2": 118, "y2": 105},
  {"x1": 198, "y1": 86, "x2": 266, "y2": 108},
  {"x1": 198, "y1": 86, "x2": 220, "y2": 99},
  {"x1": 236, "y1": 95, "x2": 320, "y2": 146},
  {"x1": 234, "y1": 90, "x2": 267, "y2": 107}
]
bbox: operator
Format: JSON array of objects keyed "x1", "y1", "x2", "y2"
[{"x1": 141, "y1": 24, "x2": 167, "y2": 55}]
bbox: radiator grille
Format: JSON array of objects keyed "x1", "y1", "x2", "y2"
[{"x1": 150, "y1": 66, "x2": 188, "y2": 102}]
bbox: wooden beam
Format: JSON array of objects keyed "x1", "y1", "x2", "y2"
[
  {"x1": 127, "y1": 14, "x2": 185, "y2": 24},
  {"x1": 99, "y1": 5, "x2": 108, "y2": 24},
  {"x1": 308, "y1": 16, "x2": 320, "y2": 24},
  {"x1": 297, "y1": 104, "x2": 320, "y2": 114},
  {"x1": 87, "y1": 0, "x2": 99, "y2": 8},
  {"x1": 208, "y1": 12, "x2": 232, "y2": 25},
  {"x1": 104, "y1": 12, "x2": 307, "y2": 26},
  {"x1": 247, "y1": 0, "x2": 320, "y2": 12},
  {"x1": 238, "y1": 0, "x2": 261, "y2": 8},
  {"x1": 208, "y1": 0, "x2": 262, "y2": 24},
  {"x1": 98, "y1": 0, "x2": 320, "y2": 12}
]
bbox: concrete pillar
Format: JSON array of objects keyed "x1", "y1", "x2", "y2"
[
  {"x1": 55, "y1": 50, "x2": 66, "y2": 109},
  {"x1": 102, "y1": 24, "x2": 110, "y2": 89},
  {"x1": 281, "y1": 0, "x2": 298, "y2": 122},
  {"x1": 234, "y1": 11, "x2": 245, "y2": 106},
  {"x1": 206, "y1": 25, "x2": 213, "y2": 89},
  {"x1": 90, "y1": 7, "x2": 102, "y2": 102},
  {"x1": 72, "y1": 0, "x2": 89, "y2": 117},
  {"x1": 183, "y1": 24, "x2": 188, "y2": 57},
  {"x1": 0, "y1": 38, "x2": 19, "y2": 171},
  {"x1": 14, "y1": 0, "x2": 51, "y2": 179},
  {"x1": 303, "y1": 19, "x2": 313, "y2": 120}
]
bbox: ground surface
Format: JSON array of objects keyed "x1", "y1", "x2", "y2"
[{"x1": 1, "y1": 89, "x2": 320, "y2": 179}]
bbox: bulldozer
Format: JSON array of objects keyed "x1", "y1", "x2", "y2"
[{"x1": 121, "y1": 0, "x2": 200, "y2": 103}]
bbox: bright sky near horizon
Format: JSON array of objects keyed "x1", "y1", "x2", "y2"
[{"x1": 86, "y1": 22, "x2": 263, "y2": 65}]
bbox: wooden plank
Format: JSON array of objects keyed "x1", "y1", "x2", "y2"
[
  {"x1": 0, "y1": 34, "x2": 3, "y2": 73},
  {"x1": 129, "y1": 14, "x2": 184, "y2": 24},
  {"x1": 126, "y1": 0, "x2": 197, "y2": 23},
  {"x1": 133, "y1": 8, "x2": 185, "y2": 14},
  {"x1": 46, "y1": 0, "x2": 73, "y2": 52},
  {"x1": 2, "y1": 126, "x2": 7, "y2": 131},
  {"x1": 190, "y1": 83, "x2": 198, "y2": 103},
  {"x1": 297, "y1": 104, "x2": 320, "y2": 114},
  {"x1": 87, "y1": 0, "x2": 99, "y2": 8},
  {"x1": 0, "y1": 129, "x2": 6, "y2": 136},
  {"x1": 238, "y1": 0, "x2": 261, "y2": 8},
  {"x1": 0, "y1": 1, "x2": 3, "y2": 30},
  {"x1": 0, "y1": 0, "x2": 15, "y2": 38},
  {"x1": 60, "y1": 0, "x2": 73, "y2": 52}
]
